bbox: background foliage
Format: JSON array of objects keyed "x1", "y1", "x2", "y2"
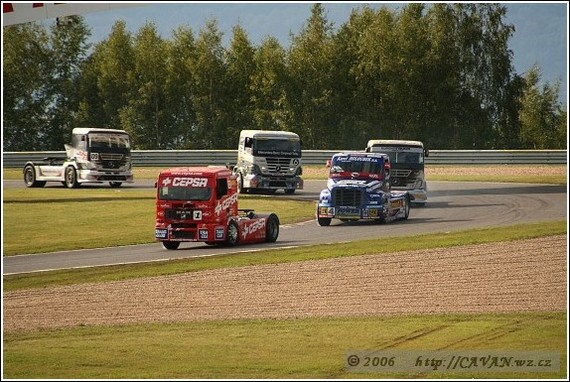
[{"x1": 3, "y1": 3, "x2": 567, "y2": 151}]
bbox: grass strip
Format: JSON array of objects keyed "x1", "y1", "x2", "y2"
[{"x1": 3, "y1": 312, "x2": 566, "y2": 379}]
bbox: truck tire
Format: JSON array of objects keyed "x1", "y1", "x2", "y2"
[
  {"x1": 317, "y1": 217, "x2": 332, "y2": 226},
  {"x1": 109, "y1": 182, "x2": 122, "y2": 188},
  {"x1": 23, "y1": 165, "x2": 46, "y2": 188},
  {"x1": 65, "y1": 166, "x2": 79, "y2": 188},
  {"x1": 162, "y1": 241, "x2": 180, "y2": 250},
  {"x1": 225, "y1": 220, "x2": 239, "y2": 247},
  {"x1": 265, "y1": 213, "x2": 280, "y2": 243}
]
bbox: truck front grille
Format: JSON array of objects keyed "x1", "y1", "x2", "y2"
[
  {"x1": 100, "y1": 153, "x2": 124, "y2": 161},
  {"x1": 332, "y1": 188, "x2": 362, "y2": 207},
  {"x1": 165, "y1": 209, "x2": 195, "y2": 220},
  {"x1": 391, "y1": 169, "x2": 411, "y2": 177},
  {"x1": 265, "y1": 157, "x2": 291, "y2": 173}
]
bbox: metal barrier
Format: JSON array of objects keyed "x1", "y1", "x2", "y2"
[{"x1": 2, "y1": 149, "x2": 567, "y2": 168}]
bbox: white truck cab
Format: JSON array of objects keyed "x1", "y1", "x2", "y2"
[
  {"x1": 233, "y1": 130, "x2": 303, "y2": 195},
  {"x1": 23, "y1": 127, "x2": 134, "y2": 188},
  {"x1": 365, "y1": 139, "x2": 428, "y2": 205}
]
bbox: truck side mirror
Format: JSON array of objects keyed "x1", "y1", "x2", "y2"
[
  {"x1": 424, "y1": 149, "x2": 429, "y2": 157},
  {"x1": 325, "y1": 159, "x2": 331, "y2": 168}
]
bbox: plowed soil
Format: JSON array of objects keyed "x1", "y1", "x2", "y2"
[{"x1": 3, "y1": 235, "x2": 567, "y2": 333}]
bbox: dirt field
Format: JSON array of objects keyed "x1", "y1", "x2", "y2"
[{"x1": 3, "y1": 234, "x2": 566, "y2": 333}]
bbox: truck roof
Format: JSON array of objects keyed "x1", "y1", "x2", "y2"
[
  {"x1": 72, "y1": 127, "x2": 129, "y2": 135},
  {"x1": 158, "y1": 166, "x2": 232, "y2": 178},
  {"x1": 240, "y1": 130, "x2": 300, "y2": 139},
  {"x1": 367, "y1": 139, "x2": 424, "y2": 148}
]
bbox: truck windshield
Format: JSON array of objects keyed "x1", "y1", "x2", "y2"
[
  {"x1": 372, "y1": 148, "x2": 423, "y2": 165},
  {"x1": 330, "y1": 156, "x2": 384, "y2": 179},
  {"x1": 253, "y1": 139, "x2": 301, "y2": 157},
  {"x1": 89, "y1": 133, "x2": 131, "y2": 149},
  {"x1": 158, "y1": 187, "x2": 211, "y2": 201}
]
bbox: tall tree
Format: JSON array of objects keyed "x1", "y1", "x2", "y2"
[
  {"x1": 287, "y1": 3, "x2": 336, "y2": 149},
  {"x1": 119, "y1": 22, "x2": 168, "y2": 149},
  {"x1": 47, "y1": 15, "x2": 91, "y2": 149},
  {"x1": 189, "y1": 19, "x2": 227, "y2": 149},
  {"x1": 93, "y1": 20, "x2": 134, "y2": 129},
  {"x1": 224, "y1": 24, "x2": 256, "y2": 148},
  {"x1": 349, "y1": 6, "x2": 398, "y2": 142},
  {"x1": 3, "y1": 22, "x2": 52, "y2": 150},
  {"x1": 452, "y1": 3, "x2": 516, "y2": 148},
  {"x1": 165, "y1": 25, "x2": 198, "y2": 148},
  {"x1": 250, "y1": 36, "x2": 289, "y2": 132},
  {"x1": 519, "y1": 65, "x2": 567, "y2": 149}
]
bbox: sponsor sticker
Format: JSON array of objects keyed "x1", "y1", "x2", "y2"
[
  {"x1": 161, "y1": 177, "x2": 208, "y2": 187},
  {"x1": 241, "y1": 218, "x2": 266, "y2": 240},
  {"x1": 199, "y1": 229, "x2": 208, "y2": 240},
  {"x1": 155, "y1": 229, "x2": 168, "y2": 239}
]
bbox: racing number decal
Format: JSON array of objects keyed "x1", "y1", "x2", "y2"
[{"x1": 193, "y1": 210, "x2": 202, "y2": 220}]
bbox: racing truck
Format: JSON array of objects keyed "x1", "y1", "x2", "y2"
[
  {"x1": 154, "y1": 166, "x2": 280, "y2": 250},
  {"x1": 365, "y1": 139, "x2": 428, "y2": 205},
  {"x1": 233, "y1": 129, "x2": 303, "y2": 194},
  {"x1": 23, "y1": 127, "x2": 134, "y2": 188},
  {"x1": 316, "y1": 152, "x2": 410, "y2": 226}
]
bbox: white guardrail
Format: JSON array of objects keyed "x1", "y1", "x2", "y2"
[{"x1": 2, "y1": 150, "x2": 567, "y2": 168}]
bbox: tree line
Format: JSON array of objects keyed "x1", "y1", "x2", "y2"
[{"x1": 3, "y1": 3, "x2": 566, "y2": 151}]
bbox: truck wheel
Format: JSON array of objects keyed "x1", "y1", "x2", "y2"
[
  {"x1": 110, "y1": 182, "x2": 122, "y2": 188},
  {"x1": 162, "y1": 241, "x2": 180, "y2": 250},
  {"x1": 265, "y1": 213, "x2": 280, "y2": 243},
  {"x1": 225, "y1": 220, "x2": 239, "y2": 247},
  {"x1": 317, "y1": 217, "x2": 332, "y2": 226},
  {"x1": 65, "y1": 166, "x2": 79, "y2": 188},
  {"x1": 23, "y1": 165, "x2": 46, "y2": 188}
]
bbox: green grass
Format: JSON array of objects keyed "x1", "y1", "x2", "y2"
[
  {"x1": 2, "y1": 188, "x2": 316, "y2": 256},
  {"x1": 4, "y1": 220, "x2": 566, "y2": 291},
  {"x1": 3, "y1": 312, "x2": 566, "y2": 379}
]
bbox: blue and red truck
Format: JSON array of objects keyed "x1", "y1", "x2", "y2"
[{"x1": 316, "y1": 152, "x2": 411, "y2": 226}]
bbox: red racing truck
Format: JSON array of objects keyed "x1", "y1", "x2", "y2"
[{"x1": 154, "y1": 166, "x2": 280, "y2": 250}]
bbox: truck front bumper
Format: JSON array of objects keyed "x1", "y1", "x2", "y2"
[
  {"x1": 155, "y1": 224, "x2": 227, "y2": 242},
  {"x1": 316, "y1": 204, "x2": 386, "y2": 220},
  {"x1": 78, "y1": 170, "x2": 134, "y2": 183},
  {"x1": 243, "y1": 174, "x2": 303, "y2": 190},
  {"x1": 397, "y1": 188, "x2": 427, "y2": 204}
]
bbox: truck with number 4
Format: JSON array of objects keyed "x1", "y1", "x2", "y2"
[
  {"x1": 155, "y1": 166, "x2": 280, "y2": 249},
  {"x1": 316, "y1": 152, "x2": 410, "y2": 226},
  {"x1": 23, "y1": 127, "x2": 134, "y2": 188}
]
